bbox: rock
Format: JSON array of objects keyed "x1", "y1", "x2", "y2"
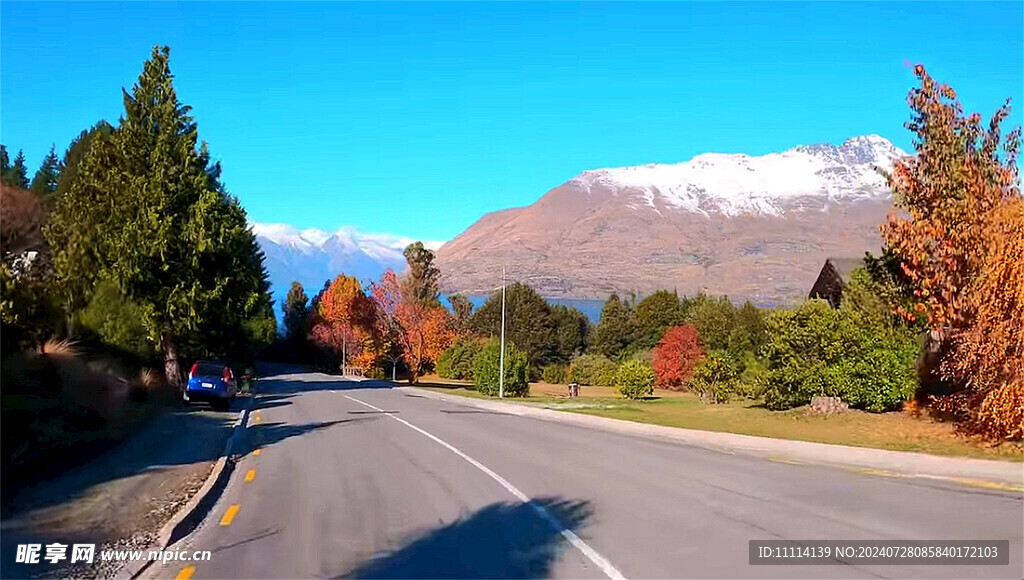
[{"x1": 810, "y1": 396, "x2": 849, "y2": 414}]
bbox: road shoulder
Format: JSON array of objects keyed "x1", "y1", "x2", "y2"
[{"x1": 407, "y1": 386, "x2": 1024, "y2": 491}]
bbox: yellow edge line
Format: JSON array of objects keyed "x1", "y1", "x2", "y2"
[
  {"x1": 175, "y1": 565, "x2": 196, "y2": 580},
  {"x1": 219, "y1": 504, "x2": 240, "y2": 526},
  {"x1": 948, "y1": 477, "x2": 1024, "y2": 493},
  {"x1": 853, "y1": 467, "x2": 903, "y2": 478},
  {"x1": 845, "y1": 467, "x2": 1022, "y2": 492}
]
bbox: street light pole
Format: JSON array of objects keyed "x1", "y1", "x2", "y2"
[{"x1": 499, "y1": 266, "x2": 506, "y2": 399}]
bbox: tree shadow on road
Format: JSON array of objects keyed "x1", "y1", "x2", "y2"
[
  {"x1": 337, "y1": 497, "x2": 593, "y2": 579},
  {"x1": 257, "y1": 375, "x2": 396, "y2": 396}
]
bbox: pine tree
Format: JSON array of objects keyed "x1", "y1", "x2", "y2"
[
  {"x1": 45, "y1": 46, "x2": 272, "y2": 386},
  {"x1": 1, "y1": 145, "x2": 9, "y2": 176},
  {"x1": 56, "y1": 121, "x2": 114, "y2": 199},
  {"x1": 593, "y1": 294, "x2": 637, "y2": 359},
  {"x1": 284, "y1": 281, "x2": 310, "y2": 341},
  {"x1": 30, "y1": 145, "x2": 61, "y2": 198},
  {"x1": 3, "y1": 149, "x2": 30, "y2": 188}
]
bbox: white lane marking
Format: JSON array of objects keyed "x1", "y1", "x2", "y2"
[{"x1": 344, "y1": 394, "x2": 626, "y2": 580}]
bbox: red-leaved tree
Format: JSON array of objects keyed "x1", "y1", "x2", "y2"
[
  {"x1": 370, "y1": 269, "x2": 455, "y2": 383},
  {"x1": 652, "y1": 325, "x2": 705, "y2": 390}
]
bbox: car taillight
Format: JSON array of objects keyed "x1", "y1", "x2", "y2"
[
  {"x1": 189, "y1": 362, "x2": 199, "y2": 380},
  {"x1": 223, "y1": 368, "x2": 231, "y2": 383}
]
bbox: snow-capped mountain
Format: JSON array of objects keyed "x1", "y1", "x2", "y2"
[
  {"x1": 252, "y1": 223, "x2": 442, "y2": 317},
  {"x1": 435, "y1": 135, "x2": 908, "y2": 303},
  {"x1": 569, "y1": 135, "x2": 905, "y2": 216}
]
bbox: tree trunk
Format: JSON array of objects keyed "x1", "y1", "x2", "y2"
[{"x1": 161, "y1": 332, "x2": 183, "y2": 390}]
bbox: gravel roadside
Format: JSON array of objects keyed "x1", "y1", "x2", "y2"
[{"x1": 1, "y1": 401, "x2": 242, "y2": 579}]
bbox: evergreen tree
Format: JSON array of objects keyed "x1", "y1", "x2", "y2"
[
  {"x1": 468, "y1": 282, "x2": 557, "y2": 369},
  {"x1": 550, "y1": 304, "x2": 589, "y2": 362},
  {"x1": 593, "y1": 294, "x2": 638, "y2": 359},
  {"x1": 56, "y1": 121, "x2": 114, "y2": 199},
  {"x1": 30, "y1": 145, "x2": 61, "y2": 198},
  {"x1": 634, "y1": 290, "x2": 686, "y2": 349},
  {"x1": 45, "y1": 46, "x2": 272, "y2": 386},
  {"x1": 1, "y1": 145, "x2": 9, "y2": 176},
  {"x1": 729, "y1": 300, "x2": 767, "y2": 354},
  {"x1": 403, "y1": 241, "x2": 441, "y2": 306},
  {"x1": 284, "y1": 281, "x2": 310, "y2": 341},
  {"x1": 685, "y1": 294, "x2": 737, "y2": 351},
  {"x1": 3, "y1": 149, "x2": 30, "y2": 188}
]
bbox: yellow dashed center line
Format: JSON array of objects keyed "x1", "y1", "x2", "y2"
[
  {"x1": 245, "y1": 469, "x2": 256, "y2": 482},
  {"x1": 175, "y1": 565, "x2": 196, "y2": 580},
  {"x1": 219, "y1": 504, "x2": 240, "y2": 526},
  {"x1": 252, "y1": 448, "x2": 260, "y2": 456},
  {"x1": 253, "y1": 414, "x2": 261, "y2": 423}
]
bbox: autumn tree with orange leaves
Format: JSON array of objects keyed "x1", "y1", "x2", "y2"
[
  {"x1": 882, "y1": 64, "x2": 1022, "y2": 440},
  {"x1": 310, "y1": 274, "x2": 382, "y2": 372}
]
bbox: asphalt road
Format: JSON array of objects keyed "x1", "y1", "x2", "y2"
[{"x1": 154, "y1": 371, "x2": 1023, "y2": 579}]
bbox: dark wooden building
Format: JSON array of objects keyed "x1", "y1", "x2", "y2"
[{"x1": 808, "y1": 257, "x2": 866, "y2": 308}]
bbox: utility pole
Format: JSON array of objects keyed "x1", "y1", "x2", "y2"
[{"x1": 499, "y1": 266, "x2": 506, "y2": 399}]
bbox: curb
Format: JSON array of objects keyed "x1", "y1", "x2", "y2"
[
  {"x1": 407, "y1": 387, "x2": 1024, "y2": 491},
  {"x1": 117, "y1": 392, "x2": 255, "y2": 580}
]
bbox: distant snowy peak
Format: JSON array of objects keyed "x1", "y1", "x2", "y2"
[
  {"x1": 252, "y1": 223, "x2": 443, "y2": 257},
  {"x1": 250, "y1": 222, "x2": 443, "y2": 318},
  {"x1": 569, "y1": 135, "x2": 908, "y2": 216}
]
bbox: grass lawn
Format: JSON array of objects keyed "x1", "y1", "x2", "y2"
[{"x1": 415, "y1": 375, "x2": 1024, "y2": 462}]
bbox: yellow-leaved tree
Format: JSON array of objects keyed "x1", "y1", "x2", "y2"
[{"x1": 882, "y1": 64, "x2": 1022, "y2": 440}]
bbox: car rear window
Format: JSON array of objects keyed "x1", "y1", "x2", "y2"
[{"x1": 194, "y1": 362, "x2": 225, "y2": 377}]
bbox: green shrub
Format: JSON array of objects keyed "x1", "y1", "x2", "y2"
[
  {"x1": 688, "y1": 351, "x2": 742, "y2": 404},
  {"x1": 615, "y1": 359, "x2": 654, "y2": 399},
  {"x1": 76, "y1": 280, "x2": 153, "y2": 359},
  {"x1": 823, "y1": 349, "x2": 917, "y2": 412},
  {"x1": 472, "y1": 339, "x2": 529, "y2": 397},
  {"x1": 761, "y1": 300, "x2": 918, "y2": 411},
  {"x1": 435, "y1": 348, "x2": 455, "y2": 378},
  {"x1": 541, "y1": 363, "x2": 566, "y2": 384},
  {"x1": 568, "y1": 354, "x2": 618, "y2": 386},
  {"x1": 437, "y1": 336, "x2": 484, "y2": 380},
  {"x1": 735, "y1": 350, "x2": 768, "y2": 399}
]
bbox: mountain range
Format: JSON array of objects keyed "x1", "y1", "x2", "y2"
[
  {"x1": 255, "y1": 134, "x2": 907, "y2": 314},
  {"x1": 252, "y1": 223, "x2": 442, "y2": 315}
]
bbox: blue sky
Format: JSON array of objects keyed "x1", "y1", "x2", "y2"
[{"x1": 2, "y1": 2, "x2": 1021, "y2": 242}]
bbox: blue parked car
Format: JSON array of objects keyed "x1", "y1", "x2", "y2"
[{"x1": 184, "y1": 360, "x2": 237, "y2": 411}]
